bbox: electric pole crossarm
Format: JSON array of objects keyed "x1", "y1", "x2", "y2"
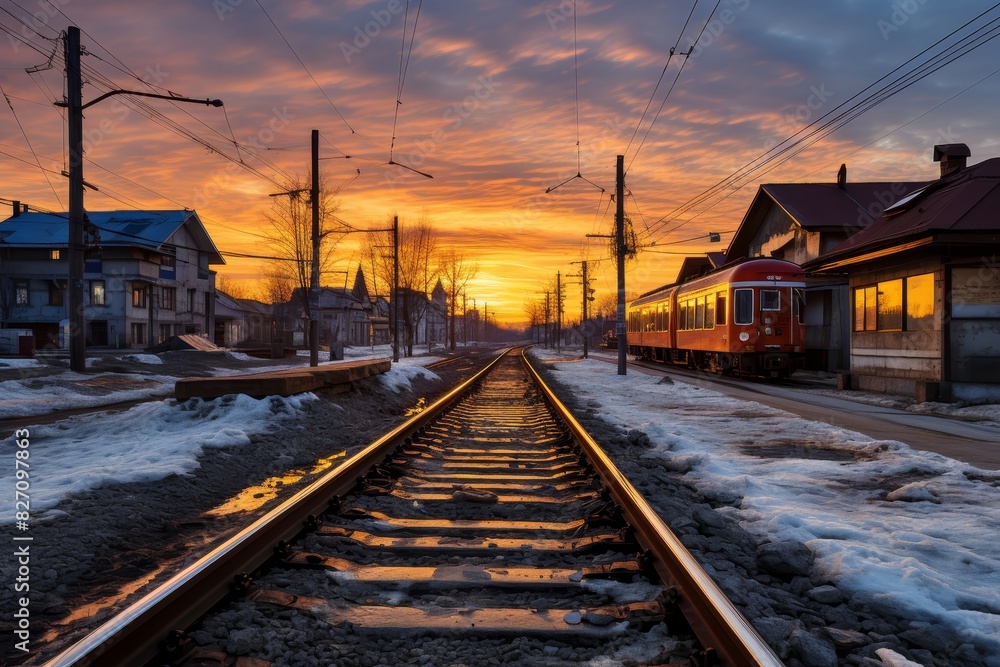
[{"x1": 55, "y1": 89, "x2": 224, "y2": 111}]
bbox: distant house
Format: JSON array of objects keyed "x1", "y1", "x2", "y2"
[
  {"x1": 214, "y1": 291, "x2": 273, "y2": 347},
  {"x1": 0, "y1": 207, "x2": 223, "y2": 349},
  {"x1": 284, "y1": 267, "x2": 377, "y2": 347},
  {"x1": 804, "y1": 145, "x2": 1000, "y2": 402},
  {"x1": 726, "y1": 168, "x2": 927, "y2": 371}
]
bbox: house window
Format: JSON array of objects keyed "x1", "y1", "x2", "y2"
[
  {"x1": 906, "y1": 274, "x2": 934, "y2": 331},
  {"x1": 761, "y1": 289, "x2": 781, "y2": 311},
  {"x1": 132, "y1": 286, "x2": 148, "y2": 308},
  {"x1": 160, "y1": 247, "x2": 176, "y2": 269},
  {"x1": 14, "y1": 280, "x2": 29, "y2": 306},
  {"x1": 50, "y1": 249, "x2": 61, "y2": 260},
  {"x1": 188, "y1": 288, "x2": 197, "y2": 313},
  {"x1": 854, "y1": 286, "x2": 877, "y2": 332},
  {"x1": 855, "y1": 276, "x2": 933, "y2": 332},
  {"x1": 91, "y1": 281, "x2": 106, "y2": 306},
  {"x1": 48, "y1": 280, "x2": 65, "y2": 306},
  {"x1": 161, "y1": 287, "x2": 176, "y2": 310},
  {"x1": 734, "y1": 288, "x2": 754, "y2": 325},
  {"x1": 158, "y1": 324, "x2": 172, "y2": 344},
  {"x1": 130, "y1": 323, "x2": 146, "y2": 346},
  {"x1": 876, "y1": 279, "x2": 903, "y2": 331}
]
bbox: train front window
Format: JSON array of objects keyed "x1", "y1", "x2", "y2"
[
  {"x1": 761, "y1": 289, "x2": 780, "y2": 311},
  {"x1": 734, "y1": 288, "x2": 753, "y2": 325}
]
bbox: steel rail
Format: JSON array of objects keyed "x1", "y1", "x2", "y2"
[
  {"x1": 44, "y1": 350, "x2": 512, "y2": 667},
  {"x1": 521, "y1": 349, "x2": 784, "y2": 667}
]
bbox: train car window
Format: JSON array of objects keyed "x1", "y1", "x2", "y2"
[
  {"x1": 761, "y1": 289, "x2": 780, "y2": 311},
  {"x1": 906, "y1": 274, "x2": 934, "y2": 331},
  {"x1": 695, "y1": 297, "x2": 706, "y2": 329},
  {"x1": 716, "y1": 292, "x2": 727, "y2": 325},
  {"x1": 705, "y1": 293, "x2": 716, "y2": 329},
  {"x1": 686, "y1": 301, "x2": 695, "y2": 330},
  {"x1": 877, "y1": 279, "x2": 903, "y2": 331},
  {"x1": 735, "y1": 288, "x2": 753, "y2": 325},
  {"x1": 794, "y1": 288, "x2": 806, "y2": 325}
]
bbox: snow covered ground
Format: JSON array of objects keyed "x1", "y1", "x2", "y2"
[
  {"x1": 0, "y1": 345, "x2": 421, "y2": 523},
  {"x1": 531, "y1": 349, "x2": 1000, "y2": 664}
]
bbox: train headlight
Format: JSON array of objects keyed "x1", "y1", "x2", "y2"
[{"x1": 739, "y1": 332, "x2": 750, "y2": 342}]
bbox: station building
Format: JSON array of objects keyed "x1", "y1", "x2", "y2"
[{"x1": 804, "y1": 146, "x2": 1000, "y2": 403}]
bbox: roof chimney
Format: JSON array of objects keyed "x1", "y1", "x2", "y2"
[
  {"x1": 933, "y1": 143, "x2": 971, "y2": 178},
  {"x1": 11, "y1": 200, "x2": 21, "y2": 218},
  {"x1": 836, "y1": 163, "x2": 847, "y2": 189}
]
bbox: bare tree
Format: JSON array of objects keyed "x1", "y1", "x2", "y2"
[
  {"x1": 437, "y1": 249, "x2": 478, "y2": 351},
  {"x1": 363, "y1": 216, "x2": 437, "y2": 356},
  {"x1": 523, "y1": 298, "x2": 544, "y2": 344},
  {"x1": 263, "y1": 172, "x2": 343, "y2": 332},
  {"x1": 216, "y1": 274, "x2": 260, "y2": 300}
]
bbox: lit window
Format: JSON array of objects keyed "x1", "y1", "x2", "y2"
[
  {"x1": 695, "y1": 297, "x2": 705, "y2": 329},
  {"x1": 705, "y1": 293, "x2": 715, "y2": 329},
  {"x1": 877, "y1": 279, "x2": 903, "y2": 331},
  {"x1": 906, "y1": 274, "x2": 934, "y2": 331},
  {"x1": 715, "y1": 292, "x2": 727, "y2": 325},
  {"x1": 91, "y1": 281, "x2": 106, "y2": 306},
  {"x1": 50, "y1": 250, "x2": 61, "y2": 260},
  {"x1": 132, "y1": 286, "x2": 147, "y2": 308}
]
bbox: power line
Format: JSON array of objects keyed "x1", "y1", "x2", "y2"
[
  {"x1": 1, "y1": 82, "x2": 63, "y2": 207},
  {"x1": 644, "y1": 4, "x2": 1000, "y2": 243},
  {"x1": 252, "y1": 0, "x2": 356, "y2": 136}
]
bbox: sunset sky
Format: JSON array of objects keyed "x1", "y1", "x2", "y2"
[{"x1": 2, "y1": 0, "x2": 998, "y2": 323}]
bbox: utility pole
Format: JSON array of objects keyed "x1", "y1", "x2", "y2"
[
  {"x1": 462, "y1": 292, "x2": 467, "y2": 346},
  {"x1": 615, "y1": 154, "x2": 627, "y2": 375},
  {"x1": 309, "y1": 129, "x2": 320, "y2": 367},
  {"x1": 65, "y1": 26, "x2": 84, "y2": 372},
  {"x1": 544, "y1": 291, "x2": 550, "y2": 348},
  {"x1": 60, "y1": 26, "x2": 222, "y2": 372},
  {"x1": 556, "y1": 271, "x2": 562, "y2": 353},
  {"x1": 392, "y1": 215, "x2": 399, "y2": 362},
  {"x1": 571, "y1": 260, "x2": 594, "y2": 359}
]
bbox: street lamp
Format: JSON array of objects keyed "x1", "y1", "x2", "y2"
[{"x1": 57, "y1": 26, "x2": 223, "y2": 372}]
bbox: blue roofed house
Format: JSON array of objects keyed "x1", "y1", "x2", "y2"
[{"x1": 0, "y1": 206, "x2": 223, "y2": 349}]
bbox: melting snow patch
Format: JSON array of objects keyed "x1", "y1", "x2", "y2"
[
  {"x1": 0, "y1": 392, "x2": 315, "y2": 522},
  {"x1": 377, "y1": 365, "x2": 441, "y2": 393}
]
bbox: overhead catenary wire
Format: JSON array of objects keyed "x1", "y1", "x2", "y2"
[
  {"x1": 1, "y1": 82, "x2": 63, "y2": 207},
  {"x1": 643, "y1": 3, "x2": 1000, "y2": 244},
  {"x1": 252, "y1": 0, "x2": 356, "y2": 137}
]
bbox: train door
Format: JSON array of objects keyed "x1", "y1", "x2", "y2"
[{"x1": 758, "y1": 286, "x2": 790, "y2": 343}]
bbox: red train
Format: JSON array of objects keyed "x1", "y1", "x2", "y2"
[{"x1": 626, "y1": 258, "x2": 806, "y2": 378}]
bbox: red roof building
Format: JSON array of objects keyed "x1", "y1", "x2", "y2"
[{"x1": 805, "y1": 146, "x2": 1000, "y2": 402}]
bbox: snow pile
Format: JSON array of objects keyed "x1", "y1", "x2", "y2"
[
  {"x1": 533, "y1": 353, "x2": 1000, "y2": 661},
  {"x1": 0, "y1": 373, "x2": 178, "y2": 419},
  {"x1": 0, "y1": 392, "x2": 315, "y2": 522},
  {"x1": 377, "y1": 364, "x2": 441, "y2": 393}
]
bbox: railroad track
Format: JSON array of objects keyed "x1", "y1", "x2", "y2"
[{"x1": 45, "y1": 348, "x2": 781, "y2": 667}]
